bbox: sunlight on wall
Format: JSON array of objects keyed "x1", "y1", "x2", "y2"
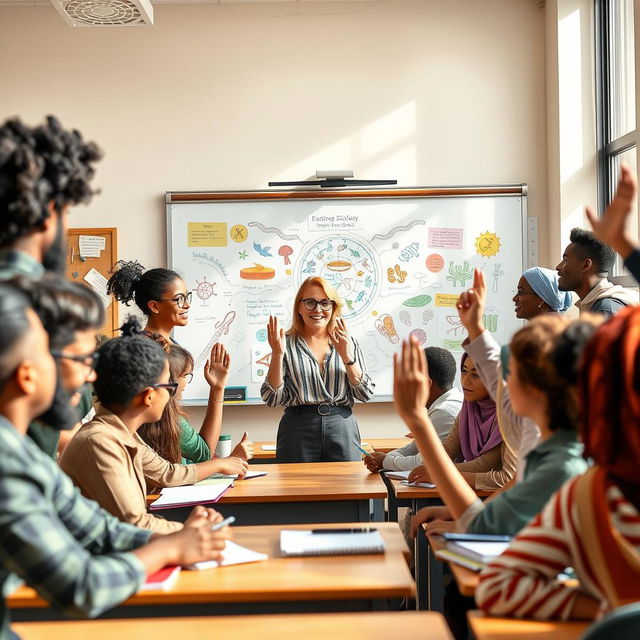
[
  {"x1": 558, "y1": 8, "x2": 583, "y2": 184},
  {"x1": 271, "y1": 101, "x2": 417, "y2": 183}
]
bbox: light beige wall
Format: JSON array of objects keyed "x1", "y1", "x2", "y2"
[{"x1": 0, "y1": 0, "x2": 547, "y2": 441}]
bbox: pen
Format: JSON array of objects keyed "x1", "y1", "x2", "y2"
[
  {"x1": 354, "y1": 443, "x2": 372, "y2": 457},
  {"x1": 211, "y1": 515, "x2": 235, "y2": 531}
]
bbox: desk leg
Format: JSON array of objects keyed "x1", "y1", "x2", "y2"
[
  {"x1": 415, "y1": 527, "x2": 428, "y2": 610},
  {"x1": 370, "y1": 498, "x2": 385, "y2": 522},
  {"x1": 427, "y1": 538, "x2": 444, "y2": 613}
]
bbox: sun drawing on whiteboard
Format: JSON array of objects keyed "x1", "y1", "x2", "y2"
[{"x1": 475, "y1": 231, "x2": 501, "y2": 258}]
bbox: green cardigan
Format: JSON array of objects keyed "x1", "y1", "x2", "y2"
[{"x1": 179, "y1": 416, "x2": 211, "y2": 464}]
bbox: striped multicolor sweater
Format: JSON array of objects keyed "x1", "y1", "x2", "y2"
[{"x1": 476, "y1": 475, "x2": 640, "y2": 620}]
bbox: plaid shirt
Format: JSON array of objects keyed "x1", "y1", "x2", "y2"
[{"x1": 0, "y1": 416, "x2": 151, "y2": 639}]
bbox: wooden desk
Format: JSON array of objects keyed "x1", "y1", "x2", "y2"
[
  {"x1": 151, "y1": 461, "x2": 387, "y2": 525},
  {"x1": 467, "y1": 610, "x2": 588, "y2": 640},
  {"x1": 10, "y1": 522, "x2": 415, "y2": 620},
  {"x1": 253, "y1": 438, "x2": 411, "y2": 461},
  {"x1": 430, "y1": 534, "x2": 478, "y2": 597},
  {"x1": 385, "y1": 478, "x2": 490, "y2": 613},
  {"x1": 12, "y1": 611, "x2": 454, "y2": 640}
]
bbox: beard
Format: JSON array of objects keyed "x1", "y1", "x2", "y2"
[
  {"x1": 37, "y1": 369, "x2": 83, "y2": 431},
  {"x1": 42, "y1": 214, "x2": 67, "y2": 274}
]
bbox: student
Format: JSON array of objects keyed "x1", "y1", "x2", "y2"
[
  {"x1": 556, "y1": 227, "x2": 637, "y2": 316},
  {"x1": 364, "y1": 347, "x2": 462, "y2": 473},
  {"x1": 0, "y1": 115, "x2": 102, "y2": 457},
  {"x1": 60, "y1": 319, "x2": 248, "y2": 533},
  {"x1": 107, "y1": 260, "x2": 190, "y2": 340},
  {"x1": 261, "y1": 276, "x2": 375, "y2": 462},
  {"x1": 139, "y1": 333, "x2": 252, "y2": 464},
  {"x1": 406, "y1": 354, "x2": 508, "y2": 491},
  {"x1": 0, "y1": 282, "x2": 231, "y2": 640},
  {"x1": 513, "y1": 267, "x2": 572, "y2": 319},
  {"x1": 476, "y1": 305, "x2": 640, "y2": 620},
  {"x1": 13, "y1": 274, "x2": 104, "y2": 451}
]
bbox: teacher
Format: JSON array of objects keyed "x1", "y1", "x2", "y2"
[{"x1": 261, "y1": 276, "x2": 375, "y2": 462}]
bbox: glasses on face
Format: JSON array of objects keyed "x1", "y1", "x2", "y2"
[
  {"x1": 156, "y1": 292, "x2": 192, "y2": 308},
  {"x1": 51, "y1": 350, "x2": 99, "y2": 370},
  {"x1": 301, "y1": 298, "x2": 335, "y2": 311},
  {"x1": 181, "y1": 372, "x2": 193, "y2": 385},
  {"x1": 150, "y1": 382, "x2": 179, "y2": 397}
]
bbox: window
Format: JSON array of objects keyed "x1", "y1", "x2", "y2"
[{"x1": 596, "y1": 0, "x2": 639, "y2": 282}]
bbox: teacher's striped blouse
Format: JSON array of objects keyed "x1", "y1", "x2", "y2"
[{"x1": 260, "y1": 334, "x2": 375, "y2": 407}]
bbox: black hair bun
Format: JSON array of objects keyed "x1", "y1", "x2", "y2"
[
  {"x1": 107, "y1": 260, "x2": 145, "y2": 305},
  {"x1": 119, "y1": 315, "x2": 144, "y2": 338}
]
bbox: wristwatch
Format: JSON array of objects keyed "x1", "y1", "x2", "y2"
[{"x1": 343, "y1": 357, "x2": 356, "y2": 366}]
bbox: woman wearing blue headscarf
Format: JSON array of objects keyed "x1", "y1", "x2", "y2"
[{"x1": 513, "y1": 267, "x2": 572, "y2": 320}]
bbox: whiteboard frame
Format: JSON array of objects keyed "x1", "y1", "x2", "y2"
[{"x1": 166, "y1": 185, "x2": 528, "y2": 406}]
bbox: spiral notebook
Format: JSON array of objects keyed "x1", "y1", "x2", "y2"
[{"x1": 280, "y1": 529, "x2": 385, "y2": 557}]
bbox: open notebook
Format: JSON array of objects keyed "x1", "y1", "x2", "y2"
[{"x1": 280, "y1": 529, "x2": 385, "y2": 557}]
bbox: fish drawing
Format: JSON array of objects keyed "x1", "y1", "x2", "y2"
[{"x1": 253, "y1": 241, "x2": 273, "y2": 257}]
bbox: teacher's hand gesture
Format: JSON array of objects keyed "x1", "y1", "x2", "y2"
[
  {"x1": 267, "y1": 315, "x2": 285, "y2": 358},
  {"x1": 329, "y1": 317, "x2": 354, "y2": 363}
]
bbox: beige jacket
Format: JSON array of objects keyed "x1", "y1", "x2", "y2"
[{"x1": 59, "y1": 405, "x2": 198, "y2": 534}]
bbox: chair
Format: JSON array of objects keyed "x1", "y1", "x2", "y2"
[{"x1": 582, "y1": 602, "x2": 640, "y2": 640}]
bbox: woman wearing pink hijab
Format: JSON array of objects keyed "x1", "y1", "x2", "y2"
[{"x1": 408, "y1": 352, "x2": 506, "y2": 491}]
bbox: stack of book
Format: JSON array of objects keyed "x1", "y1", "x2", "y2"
[{"x1": 435, "y1": 533, "x2": 511, "y2": 572}]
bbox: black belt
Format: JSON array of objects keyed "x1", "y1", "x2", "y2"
[{"x1": 286, "y1": 404, "x2": 352, "y2": 417}]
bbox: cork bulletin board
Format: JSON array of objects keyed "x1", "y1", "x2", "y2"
[{"x1": 66, "y1": 227, "x2": 118, "y2": 338}]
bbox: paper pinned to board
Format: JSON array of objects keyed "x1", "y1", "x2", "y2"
[
  {"x1": 79, "y1": 235, "x2": 106, "y2": 258},
  {"x1": 83, "y1": 268, "x2": 111, "y2": 310}
]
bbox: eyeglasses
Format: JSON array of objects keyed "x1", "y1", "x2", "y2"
[
  {"x1": 156, "y1": 292, "x2": 192, "y2": 308},
  {"x1": 51, "y1": 350, "x2": 99, "y2": 370},
  {"x1": 181, "y1": 372, "x2": 193, "y2": 385},
  {"x1": 301, "y1": 298, "x2": 335, "y2": 311},
  {"x1": 150, "y1": 382, "x2": 179, "y2": 397}
]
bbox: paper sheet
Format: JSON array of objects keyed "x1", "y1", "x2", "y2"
[
  {"x1": 186, "y1": 541, "x2": 268, "y2": 570},
  {"x1": 150, "y1": 480, "x2": 233, "y2": 509},
  {"x1": 79, "y1": 235, "x2": 105, "y2": 258},
  {"x1": 83, "y1": 268, "x2": 111, "y2": 310}
]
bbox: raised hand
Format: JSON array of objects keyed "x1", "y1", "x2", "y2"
[
  {"x1": 231, "y1": 431, "x2": 254, "y2": 461},
  {"x1": 393, "y1": 337, "x2": 431, "y2": 427},
  {"x1": 329, "y1": 317, "x2": 353, "y2": 363},
  {"x1": 456, "y1": 268, "x2": 486, "y2": 338},
  {"x1": 267, "y1": 315, "x2": 286, "y2": 358},
  {"x1": 204, "y1": 342, "x2": 230, "y2": 390},
  {"x1": 586, "y1": 163, "x2": 637, "y2": 259}
]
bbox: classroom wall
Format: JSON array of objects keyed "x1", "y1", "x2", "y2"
[{"x1": 0, "y1": 0, "x2": 547, "y2": 440}]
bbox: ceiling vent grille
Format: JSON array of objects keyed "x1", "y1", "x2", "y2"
[{"x1": 50, "y1": 0, "x2": 153, "y2": 27}]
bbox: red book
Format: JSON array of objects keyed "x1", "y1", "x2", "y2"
[{"x1": 139, "y1": 565, "x2": 181, "y2": 591}]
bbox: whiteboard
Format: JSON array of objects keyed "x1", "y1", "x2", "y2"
[{"x1": 166, "y1": 187, "x2": 527, "y2": 405}]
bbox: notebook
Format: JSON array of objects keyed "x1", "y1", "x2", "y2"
[
  {"x1": 261, "y1": 444, "x2": 277, "y2": 451},
  {"x1": 149, "y1": 480, "x2": 233, "y2": 510},
  {"x1": 186, "y1": 541, "x2": 268, "y2": 570},
  {"x1": 401, "y1": 480, "x2": 436, "y2": 489},
  {"x1": 280, "y1": 529, "x2": 386, "y2": 557},
  {"x1": 139, "y1": 565, "x2": 181, "y2": 591},
  {"x1": 446, "y1": 540, "x2": 510, "y2": 564},
  {"x1": 197, "y1": 470, "x2": 268, "y2": 483}
]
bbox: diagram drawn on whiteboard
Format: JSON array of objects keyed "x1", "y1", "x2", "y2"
[{"x1": 294, "y1": 235, "x2": 381, "y2": 320}]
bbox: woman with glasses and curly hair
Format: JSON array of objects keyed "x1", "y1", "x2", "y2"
[
  {"x1": 107, "y1": 260, "x2": 192, "y2": 340},
  {"x1": 261, "y1": 276, "x2": 375, "y2": 462}
]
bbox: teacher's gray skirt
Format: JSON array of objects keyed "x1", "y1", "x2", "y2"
[{"x1": 276, "y1": 405, "x2": 362, "y2": 463}]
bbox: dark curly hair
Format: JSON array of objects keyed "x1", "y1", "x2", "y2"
[
  {"x1": 424, "y1": 346, "x2": 456, "y2": 390},
  {"x1": 0, "y1": 115, "x2": 102, "y2": 246},
  {"x1": 94, "y1": 316, "x2": 167, "y2": 409},
  {"x1": 107, "y1": 260, "x2": 182, "y2": 316},
  {"x1": 12, "y1": 273, "x2": 105, "y2": 350}
]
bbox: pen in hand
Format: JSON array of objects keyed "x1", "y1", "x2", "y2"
[
  {"x1": 211, "y1": 515, "x2": 235, "y2": 531},
  {"x1": 354, "y1": 443, "x2": 373, "y2": 458}
]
